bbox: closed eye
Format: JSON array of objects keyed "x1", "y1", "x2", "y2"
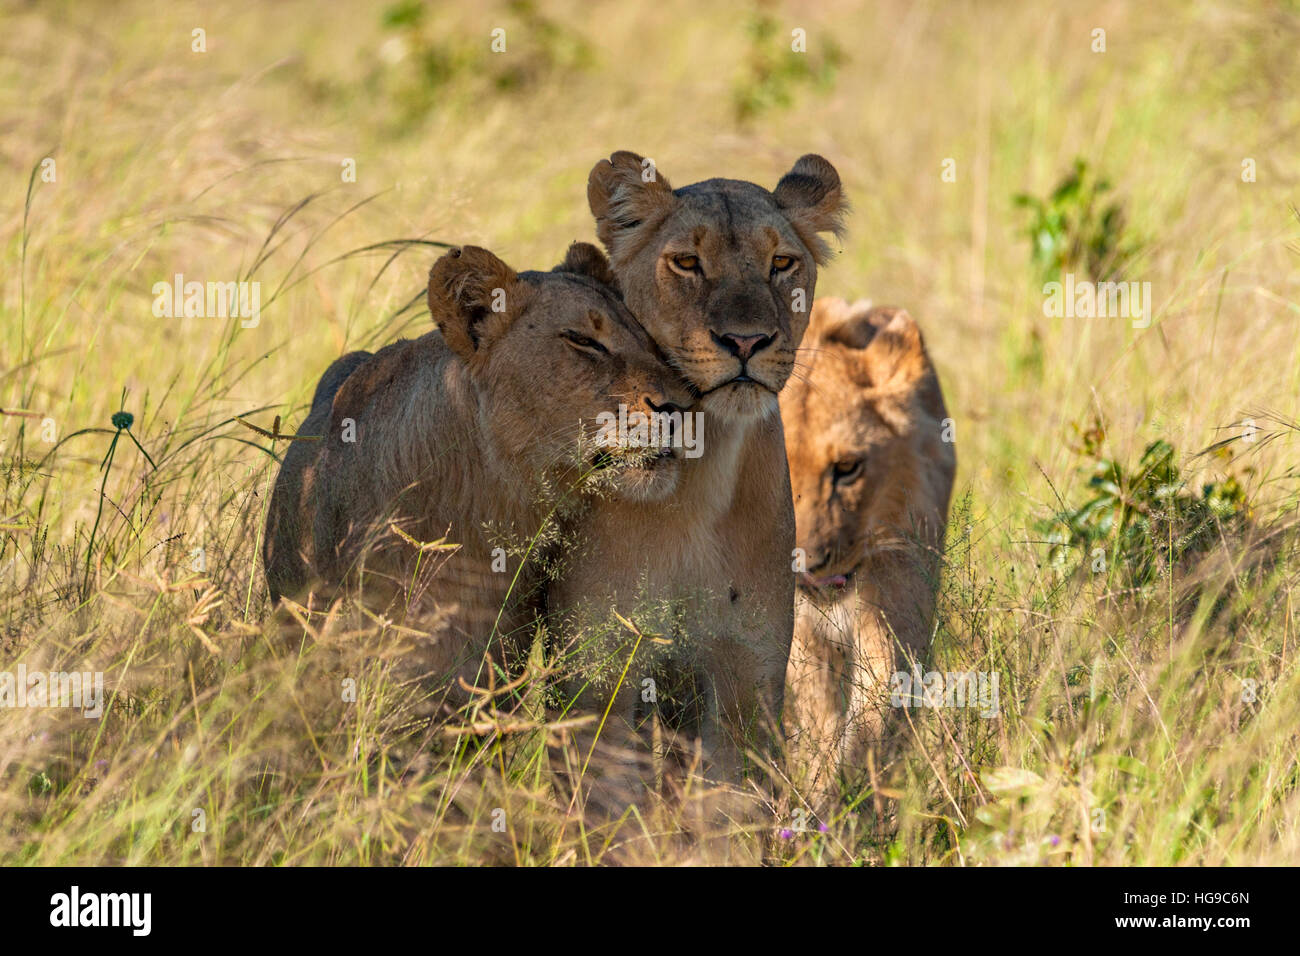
[{"x1": 562, "y1": 330, "x2": 609, "y2": 354}]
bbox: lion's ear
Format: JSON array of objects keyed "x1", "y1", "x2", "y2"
[
  {"x1": 587, "y1": 151, "x2": 676, "y2": 258},
  {"x1": 554, "y1": 241, "x2": 618, "y2": 287},
  {"x1": 773, "y1": 154, "x2": 848, "y2": 264},
  {"x1": 815, "y1": 298, "x2": 877, "y2": 348},
  {"x1": 428, "y1": 246, "x2": 524, "y2": 364},
  {"x1": 861, "y1": 309, "x2": 929, "y2": 390},
  {"x1": 822, "y1": 302, "x2": 929, "y2": 390}
]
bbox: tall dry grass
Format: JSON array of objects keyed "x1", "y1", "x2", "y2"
[{"x1": 1, "y1": 0, "x2": 1299, "y2": 864}]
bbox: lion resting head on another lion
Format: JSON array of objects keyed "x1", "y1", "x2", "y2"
[{"x1": 263, "y1": 243, "x2": 692, "y2": 708}]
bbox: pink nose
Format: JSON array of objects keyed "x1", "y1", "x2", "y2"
[{"x1": 716, "y1": 332, "x2": 773, "y2": 361}]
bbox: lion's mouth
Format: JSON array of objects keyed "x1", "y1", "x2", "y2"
[
  {"x1": 639, "y1": 447, "x2": 678, "y2": 469},
  {"x1": 591, "y1": 446, "x2": 677, "y2": 472},
  {"x1": 798, "y1": 565, "x2": 859, "y2": 595},
  {"x1": 700, "y1": 373, "x2": 775, "y2": 396}
]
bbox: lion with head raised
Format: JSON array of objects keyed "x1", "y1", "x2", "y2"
[
  {"x1": 781, "y1": 297, "x2": 956, "y2": 807},
  {"x1": 549, "y1": 152, "x2": 847, "y2": 796}
]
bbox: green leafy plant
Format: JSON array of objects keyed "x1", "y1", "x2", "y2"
[
  {"x1": 732, "y1": 8, "x2": 843, "y2": 124},
  {"x1": 1039, "y1": 420, "x2": 1249, "y2": 586},
  {"x1": 491, "y1": 0, "x2": 593, "y2": 92},
  {"x1": 1013, "y1": 158, "x2": 1135, "y2": 283},
  {"x1": 375, "y1": 0, "x2": 592, "y2": 125}
]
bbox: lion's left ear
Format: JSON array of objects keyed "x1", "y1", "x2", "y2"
[{"x1": 773, "y1": 154, "x2": 848, "y2": 264}]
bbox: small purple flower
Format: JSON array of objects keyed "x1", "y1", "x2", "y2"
[
  {"x1": 1048, "y1": 834, "x2": 1061, "y2": 847},
  {"x1": 818, "y1": 822, "x2": 829, "y2": 833},
  {"x1": 779, "y1": 828, "x2": 794, "y2": 840},
  {"x1": 94, "y1": 760, "x2": 108, "y2": 772}
]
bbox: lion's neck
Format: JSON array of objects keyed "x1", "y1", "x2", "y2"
[{"x1": 676, "y1": 409, "x2": 753, "y2": 520}]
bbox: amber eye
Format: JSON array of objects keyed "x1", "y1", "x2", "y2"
[
  {"x1": 671, "y1": 254, "x2": 701, "y2": 273},
  {"x1": 771, "y1": 254, "x2": 796, "y2": 273},
  {"x1": 832, "y1": 458, "x2": 865, "y2": 484}
]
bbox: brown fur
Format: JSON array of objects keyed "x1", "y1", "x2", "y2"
[
  {"x1": 263, "y1": 243, "x2": 692, "y2": 705},
  {"x1": 551, "y1": 153, "x2": 848, "y2": 797},
  {"x1": 781, "y1": 298, "x2": 956, "y2": 806}
]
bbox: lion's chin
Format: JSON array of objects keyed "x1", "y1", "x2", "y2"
[
  {"x1": 698, "y1": 380, "x2": 779, "y2": 423},
  {"x1": 612, "y1": 456, "x2": 682, "y2": 502}
]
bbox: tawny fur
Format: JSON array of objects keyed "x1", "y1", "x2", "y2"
[
  {"x1": 780, "y1": 297, "x2": 956, "y2": 807},
  {"x1": 552, "y1": 152, "x2": 848, "y2": 799},
  {"x1": 263, "y1": 243, "x2": 690, "y2": 706}
]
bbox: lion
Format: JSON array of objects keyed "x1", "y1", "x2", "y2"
[
  {"x1": 263, "y1": 243, "x2": 693, "y2": 707},
  {"x1": 780, "y1": 297, "x2": 956, "y2": 807},
  {"x1": 548, "y1": 152, "x2": 847, "y2": 799}
]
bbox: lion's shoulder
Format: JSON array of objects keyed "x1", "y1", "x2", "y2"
[{"x1": 327, "y1": 333, "x2": 446, "y2": 428}]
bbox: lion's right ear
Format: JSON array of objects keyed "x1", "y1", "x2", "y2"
[
  {"x1": 587, "y1": 151, "x2": 676, "y2": 258},
  {"x1": 428, "y1": 246, "x2": 524, "y2": 365},
  {"x1": 814, "y1": 298, "x2": 877, "y2": 348}
]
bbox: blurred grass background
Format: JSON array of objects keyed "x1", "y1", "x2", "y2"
[{"x1": 1, "y1": 0, "x2": 1299, "y2": 864}]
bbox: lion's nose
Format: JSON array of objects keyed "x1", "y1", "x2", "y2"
[{"x1": 712, "y1": 331, "x2": 775, "y2": 361}]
